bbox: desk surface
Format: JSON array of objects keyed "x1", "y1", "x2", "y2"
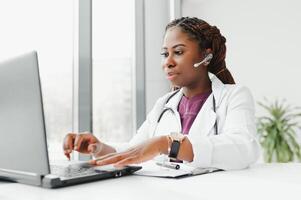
[{"x1": 1, "y1": 163, "x2": 300, "y2": 200}]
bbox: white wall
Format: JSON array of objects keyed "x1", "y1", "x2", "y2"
[{"x1": 182, "y1": 0, "x2": 301, "y2": 116}]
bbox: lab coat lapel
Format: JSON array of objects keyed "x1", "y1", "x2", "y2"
[
  {"x1": 164, "y1": 89, "x2": 183, "y2": 111},
  {"x1": 188, "y1": 74, "x2": 225, "y2": 137},
  {"x1": 188, "y1": 94, "x2": 217, "y2": 137},
  {"x1": 161, "y1": 89, "x2": 184, "y2": 132},
  {"x1": 210, "y1": 74, "x2": 225, "y2": 107}
]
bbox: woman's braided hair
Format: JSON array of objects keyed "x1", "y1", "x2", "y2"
[{"x1": 165, "y1": 17, "x2": 235, "y2": 84}]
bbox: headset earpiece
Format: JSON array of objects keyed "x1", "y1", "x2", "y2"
[{"x1": 193, "y1": 53, "x2": 213, "y2": 68}]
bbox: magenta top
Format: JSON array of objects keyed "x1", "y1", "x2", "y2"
[{"x1": 178, "y1": 91, "x2": 211, "y2": 135}]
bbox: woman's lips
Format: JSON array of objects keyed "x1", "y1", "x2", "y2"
[{"x1": 166, "y1": 72, "x2": 179, "y2": 80}]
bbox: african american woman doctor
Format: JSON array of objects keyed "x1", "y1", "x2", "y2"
[{"x1": 63, "y1": 17, "x2": 260, "y2": 170}]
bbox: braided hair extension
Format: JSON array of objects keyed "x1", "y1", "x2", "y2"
[{"x1": 165, "y1": 17, "x2": 235, "y2": 84}]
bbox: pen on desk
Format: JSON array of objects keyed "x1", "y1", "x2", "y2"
[{"x1": 156, "y1": 162, "x2": 180, "y2": 170}]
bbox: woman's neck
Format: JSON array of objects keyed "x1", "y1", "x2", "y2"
[{"x1": 182, "y1": 76, "x2": 212, "y2": 98}]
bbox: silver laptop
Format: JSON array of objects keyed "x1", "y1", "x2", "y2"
[{"x1": 0, "y1": 51, "x2": 141, "y2": 188}]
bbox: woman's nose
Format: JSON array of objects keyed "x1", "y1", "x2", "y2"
[{"x1": 162, "y1": 55, "x2": 175, "y2": 69}]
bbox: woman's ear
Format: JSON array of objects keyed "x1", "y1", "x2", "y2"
[
  {"x1": 205, "y1": 48, "x2": 212, "y2": 55},
  {"x1": 200, "y1": 48, "x2": 212, "y2": 59},
  {"x1": 202, "y1": 48, "x2": 213, "y2": 66}
]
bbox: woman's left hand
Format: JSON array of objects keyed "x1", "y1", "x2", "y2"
[{"x1": 89, "y1": 136, "x2": 168, "y2": 167}]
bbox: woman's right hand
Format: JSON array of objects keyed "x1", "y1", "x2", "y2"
[{"x1": 63, "y1": 132, "x2": 102, "y2": 160}]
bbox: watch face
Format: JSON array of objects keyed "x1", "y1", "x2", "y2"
[{"x1": 169, "y1": 140, "x2": 181, "y2": 159}]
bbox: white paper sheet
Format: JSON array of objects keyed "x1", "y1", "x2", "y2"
[{"x1": 133, "y1": 160, "x2": 220, "y2": 178}]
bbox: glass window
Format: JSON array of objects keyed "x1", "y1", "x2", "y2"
[
  {"x1": 92, "y1": 0, "x2": 135, "y2": 142},
  {"x1": 0, "y1": 0, "x2": 74, "y2": 162}
]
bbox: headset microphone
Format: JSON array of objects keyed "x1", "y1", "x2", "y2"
[{"x1": 193, "y1": 53, "x2": 213, "y2": 68}]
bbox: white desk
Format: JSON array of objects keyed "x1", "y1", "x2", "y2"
[{"x1": 0, "y1": 163, "x2": 300, "y2": 200}]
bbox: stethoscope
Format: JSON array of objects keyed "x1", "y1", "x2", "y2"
[{"x1": 157, "y1": 89, "x2": 218, "y2": 135}]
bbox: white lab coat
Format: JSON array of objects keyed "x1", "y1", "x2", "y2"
[{"x1": 114, "y1": 75, "x2": 260, "y2": 170}]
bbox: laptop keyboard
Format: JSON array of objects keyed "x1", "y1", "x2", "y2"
[{"x1": 50, "y1": 164, "x2": 99, "y2": 178}]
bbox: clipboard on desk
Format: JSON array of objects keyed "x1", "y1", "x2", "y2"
[{"x1": 134, "y1": 160, "x2": 222, "y2": 178}]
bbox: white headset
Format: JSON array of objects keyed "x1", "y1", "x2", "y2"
[{"x1": 193, "y1": 53, "x2": 213, "y2": 68}]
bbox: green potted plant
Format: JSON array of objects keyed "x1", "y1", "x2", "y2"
[{"x1": 257, "y1": 99, "x2": 301, "y2": 162}]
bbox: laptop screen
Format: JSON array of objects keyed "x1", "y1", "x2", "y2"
[{"x1": 0, "y1": 51, "x2": 50, "y2": 175}]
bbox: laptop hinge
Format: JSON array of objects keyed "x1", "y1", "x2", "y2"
[{"x1": 0, "y1": 168, "x2": 43, "y2": 186}]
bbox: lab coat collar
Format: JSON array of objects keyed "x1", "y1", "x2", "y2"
[
  {"x1": 164, "y1": 74, "x2": 225, "y2": 111},
  {"x1": 210, "y1": 73, "x2": 225, "y2": 108}
]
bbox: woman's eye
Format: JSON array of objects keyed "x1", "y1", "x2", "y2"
[
  {"x1": 160, "y1": 52, "x2": 168, "y2": 57},
  {"x1": 175, "y1": 50, "x2": 183, "y2": 55}
]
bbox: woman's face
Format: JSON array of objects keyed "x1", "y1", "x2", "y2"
[{"x1": 161, "y1": 27, "x2": 206, "y2": 88}]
